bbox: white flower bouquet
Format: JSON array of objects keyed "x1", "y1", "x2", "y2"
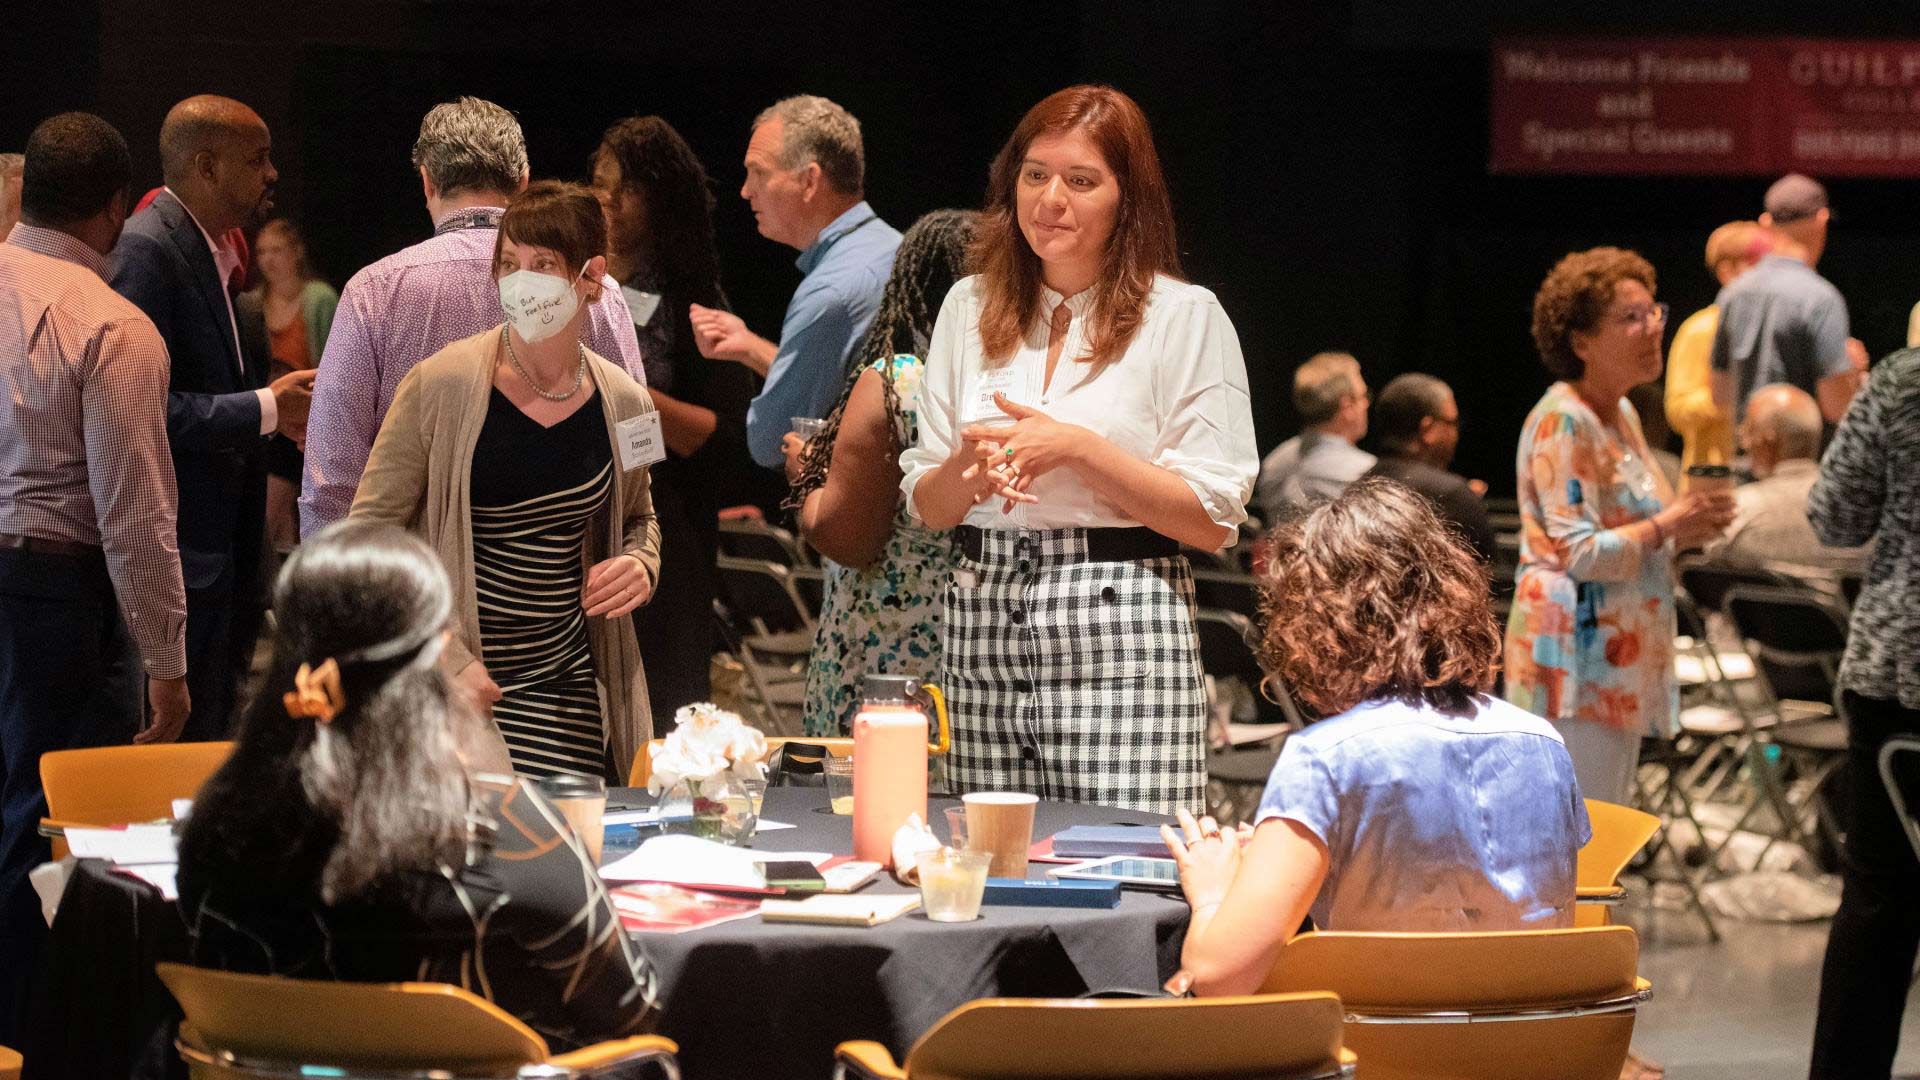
[{"x1": 646, "y1": 703, "x2": 770, "y2": 796}]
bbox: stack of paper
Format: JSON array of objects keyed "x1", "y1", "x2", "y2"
[{"x1": 64, "y1": 824, "x2": 180, "y2": 899}]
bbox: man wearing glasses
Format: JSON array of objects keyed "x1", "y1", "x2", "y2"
[
  {"x1": 1709, "y1": 173, "x2": 1867, "y2": 429},
  {"x1": 1365, "y1": 373, "x2": 1495, "y2": 563}
]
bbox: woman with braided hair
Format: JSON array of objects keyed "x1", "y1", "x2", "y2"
[{"x1": 780, "y1": 209, "x2": 978, "y2": 736}]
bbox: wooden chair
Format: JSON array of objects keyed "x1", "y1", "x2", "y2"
[
  {"x1": 156, "y1": 962, "x2": 678, "y2": 1079},
  {"x1": 1262, "y1": 926, "x2": 1651, "y2": 1080},
  {"x1": 1574, "y1": 798, "x2": 1660, "y2": 927},
  {"x1": 40, "y1": 741, "x2": 234, "y2": 859},
  {"x1": 0, "y1": 1044, "x2": 20, "y2": 1080},
  {"x1": 833, "y1": 992, "x2": 1355, "y2": 1080}
]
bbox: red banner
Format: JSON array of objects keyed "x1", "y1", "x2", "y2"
[{"x1": 1492, "y1": 37, "x2": 1920, "y2": 176}]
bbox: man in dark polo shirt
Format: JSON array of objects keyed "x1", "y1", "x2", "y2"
[
  {"x1": 1364, "y1": 373, "x2": 1494, "y2": 562},
  {"x1": 1710, "y1": 173, "x2": 1866, "y2": 428}
]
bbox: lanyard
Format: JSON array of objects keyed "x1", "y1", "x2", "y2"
[{"x1": 434, "y1": 207, "x2": 505, "y2": 236}]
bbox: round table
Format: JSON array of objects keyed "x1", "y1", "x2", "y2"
[
  {"x1": 632, "y1": 786, "x2": 1190, "y2": 1080},
  {"x1": 23, "y1": 789, "x2": 1188, "y2": 1080}
]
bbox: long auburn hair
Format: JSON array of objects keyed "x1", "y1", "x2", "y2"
[{"x1": 972, "y1": 85, "x2": 1183, "y2": 369}]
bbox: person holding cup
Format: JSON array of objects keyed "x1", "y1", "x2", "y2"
[
  {"x1": 899, "y1": 86, "x2": 1258, "y2": 815},
  {"x1": 178, "y1": 521, "x2": 658, "y2": 1048},
  {"x1": 1504, "y1": 247, "x2": 1735, "y2": 805}
]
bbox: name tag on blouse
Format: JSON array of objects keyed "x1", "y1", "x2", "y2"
[
  {"x1": 617, "y1": 412, "x2": 667, "y2": 470},
  {"x1": 965, "y1": 366, "x2": 1033, "y2": 427}
]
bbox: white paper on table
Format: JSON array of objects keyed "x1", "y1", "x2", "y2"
[
  {"x1": 605, "y1": 808, "x2": 664, "y2": 826},
  {"x1": 64, "y1": 824, "x2": 177, "y2": 865},
  {"x1": 752, "y1": 819, "x2": 796, "y2": 832},
  {"x1": 30, "y1": 860, "x2": 69, "y2": 927},
  {"x1": 118, "y1": 864, "x2": 179, "y2": 900},
  {"x1": 598, "y1": 835, "x2": 768, "y2": 888}
]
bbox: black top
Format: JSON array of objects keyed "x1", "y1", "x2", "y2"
[
  {"x1": 178, "y1": 776, "x2": 656, "y2": 1049},
  {"x1": 1367, "y1": 453, "x2": 1497, "y2": 563},
  {"x1": 470, "y1": 387, "x2": 611, "y2": 507}
]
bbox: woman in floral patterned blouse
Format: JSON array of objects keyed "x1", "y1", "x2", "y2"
[
  {"x1": 1503, "y1": 247, "x2": 1734, "y2": 804},
  {"x1": 783, "y1": 211, "x2": 978, "y2": 735}
]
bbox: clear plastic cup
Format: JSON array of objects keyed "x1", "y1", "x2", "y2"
[
  {"x1": 791, "y1": 417, "x2": 827, "y2": 441},
  {"x1": 918, "y1": 848, "x2": 993, "y2": 922},
  {"x1": 824, "y1": 756, "x2": 856, "y2": 815}
]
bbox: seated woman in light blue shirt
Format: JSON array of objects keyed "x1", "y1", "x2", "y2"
[{"x1": 1165, "y1": 478, "x2": 1590, "y2": 996}]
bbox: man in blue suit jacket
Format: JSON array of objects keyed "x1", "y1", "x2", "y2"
[{"x1": 110, "y1": 95, "x2": 315, "y2": 741}]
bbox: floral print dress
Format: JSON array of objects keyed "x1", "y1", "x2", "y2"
[
  {"x1": 803, "y1": 355, "x2": 956, "y2": 736},
  {"x1": 1503, "y1": 382, "x2": 1679, "y2": 737}
]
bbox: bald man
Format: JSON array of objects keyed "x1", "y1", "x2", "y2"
[
  {"x1": 0, "y1": 154, "x2": 21, "y2": 241},
  {"x1": 109, "y1": 95, "x2": 315, "y2": 740},
  {"x1": 1706, "y1": 383, "x2": 1869, "y2": 580}
]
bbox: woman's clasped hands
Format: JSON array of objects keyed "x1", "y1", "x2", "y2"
[{"x1": 956, "y1": 392, "x2": 1090, "y2": 512}]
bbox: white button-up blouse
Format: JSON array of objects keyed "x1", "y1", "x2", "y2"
[{"x1": 899, "y1": 274, "x2": 1258, "y2": 536}]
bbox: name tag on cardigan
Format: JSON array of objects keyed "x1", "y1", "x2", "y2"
[{"x1": 617, "y1": 412, "x2": 667, "y2": 470}]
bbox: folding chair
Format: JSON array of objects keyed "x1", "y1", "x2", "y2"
[
  {"x1": 714, "y1": 556, "x2": 817, "y2": 733},
  {"x1": 833, "y1": 992, "x2": 1354, "y2": 1080},
  {"x1": 157, "y1": 962, "x2": 678, "y2": 1079},
  {"x1": 1879, "y1": 736, "x2": 1920, "y2": 863},
  {"x1": 717, "y1": 516, "x2": 812, "y2": 567},
  {"x1": 40, "y1": 742, "x2": 235, "y2": 859},
  {"x1": 1262, "y1": 926, "x2": 1651, "y2": 1080},
  {"x1": 0, "y1": 1044, "x2": 19, "y2": 1080},
  {"x1": 1725, "y1": 585, "x2": 1852, "y2": 868},
  {"x1": 1190, "y1": 568, "x2": 1263, "y2": 621},
  {"x1": 1575, "y1": 799, "x2": 1659, "y2": 927},
  {"x1": 1196, "y1": 608, "x2": 1301, "y2": 824}
]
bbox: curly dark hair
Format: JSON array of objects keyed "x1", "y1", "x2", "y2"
[
  {"x1": 1529, "y1": 246, "x2": 1656, "y2": 381},
  {"x1": 785, "y1": 209, "x2": 977, "y2": 510},
  {"x1": 592, "y1": 116, "x2": 725, "y2": 310},
  {"x1": 1257, "y1": 477, "x2": 1501, "y2": 719}
]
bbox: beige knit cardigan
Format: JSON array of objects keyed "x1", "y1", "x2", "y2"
[{"x1": 349, "y1": 326, "x2": 661, "y2": 781}]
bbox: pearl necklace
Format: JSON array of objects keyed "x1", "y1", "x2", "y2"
[{"x1": 502, "y1": 326, "x2": 585, "y2": 402}]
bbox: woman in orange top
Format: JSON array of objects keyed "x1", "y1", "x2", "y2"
[{"x1": 243, "y1": 219, "x2": 339, "y2": 551}]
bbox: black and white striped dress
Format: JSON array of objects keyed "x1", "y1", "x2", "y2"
[{"x1": 470, "y1": 388, "x2": 612, "y2": 779}]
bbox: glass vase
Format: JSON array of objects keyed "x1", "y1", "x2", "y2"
[{"x1": 664, "y1": 774, "x2": 757, "y2": 845}]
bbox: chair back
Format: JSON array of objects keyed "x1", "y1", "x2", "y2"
[
  {"x1": 1678, "y1": 563, "x2": 1792, "y2": 615},
  {"x1": 1195, "y1": 608, "x2": 1300, "y2": 729},
  {"x1": 1725, "y1": 585, "x2": 1848, "y2": 708},
  {"x1": 0, "y1": 1044, "x2": 20, "y2": 1080},
  {"x1": 1577, "y1": 799, "x2": 1658, "y2": 890},
  {"x1": 1191, "y1": 568, "x2": 1263, "y2": 620},
  {"x1": 716, "y1": 556, "x2": 814, "y2": 637},
  {"x1": 42, "y1": 742, "x2": 234, "y2": 859},
  {"x1": 901, "y1": 992, "x2": 1352, "y2": 1079},
  {"x1": 1262, "y1": 926, "x2": 1648, "y2": 1080},
  {"x1": 156, "y1": 963, "x2": 548, "y2": 1076},
  {"x1": 1880, "y1": 736, "x2": 1920, "y2": 864},
  {"x1": 717, "y1": 517, "x2": 811, "y2": 567}
]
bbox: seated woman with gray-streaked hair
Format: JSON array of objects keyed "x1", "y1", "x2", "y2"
[{"x1": 176, "y1": 520, "x2": 657, "y2": 1049}]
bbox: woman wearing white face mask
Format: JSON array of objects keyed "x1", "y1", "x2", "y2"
[{"x1": 351, "y1": 180, "x2": 662, "y2": 782}]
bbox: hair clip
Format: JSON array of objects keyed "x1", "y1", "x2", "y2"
[{"x1": 284, "y1": 659, "x2": 345, "y2": 725}]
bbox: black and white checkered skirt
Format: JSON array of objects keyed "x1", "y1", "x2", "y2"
[{"x1": 940, "y1": 526, "x2": 1207, "y2": 815}]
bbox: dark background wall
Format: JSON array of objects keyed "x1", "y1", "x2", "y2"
[{"x1": 7, "y1": 0, "x2": 1920, "y2": 496}]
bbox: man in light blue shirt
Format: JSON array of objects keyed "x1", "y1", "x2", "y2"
[{"x1": 690, "y1": 95, "x2": 901, "y2": 468}]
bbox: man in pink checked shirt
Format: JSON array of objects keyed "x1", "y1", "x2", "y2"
[
  {"x1": 0, "y1": 111, "x2": 190, "y2": 1047},
  {"x1": 300, "y1": 96, "x2": 646, "y2": 537}
]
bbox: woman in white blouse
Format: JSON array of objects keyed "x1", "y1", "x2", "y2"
[{"x1": 900, "y1": 85, "x2": 1258, "y2": 813}]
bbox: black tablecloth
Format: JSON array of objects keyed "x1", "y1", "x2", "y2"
[
  {"x1": 639, "y1": 787, "x2": 1189, "y2": 1080},
  {"x1": 22, "y1": 789, "x2": 1188, "y2": 1080}
]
